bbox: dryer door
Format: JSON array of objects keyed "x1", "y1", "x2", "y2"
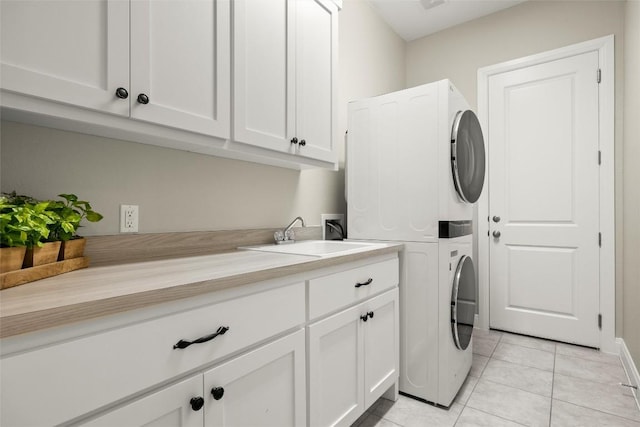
[
  {"x1": 451, "y1": 110, "x2": 485, "y2": 204},
  {"x1": 451, "y1": 255, "x2": 476, "y2": 350}
]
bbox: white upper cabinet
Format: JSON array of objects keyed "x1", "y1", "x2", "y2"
[
  {"x1": 0, "y1": 0, "x2": 338, "y2": 168},
  {"x1": 1, "y1": 0, "x2": 230, "y2": 139},
  {"x1": 294, "y1": 0, "x2": 337, "y2": 163},
  {"x1": 233, "y1": 0, "x2": 338, "y2": 164},
  {"x1": 129, "y1": 0, "x2": 230, "y2": 138},
  {"x1": 0, "y1": 0, "x2": 130, "y2": 116}
]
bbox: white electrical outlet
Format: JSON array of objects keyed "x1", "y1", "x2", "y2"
[
  {"x1": 321, "y1": 213, "x2": 345, "y2": 240},
  {"x1": 120, "y1": 205, "x2": 139, "y2": 233}
]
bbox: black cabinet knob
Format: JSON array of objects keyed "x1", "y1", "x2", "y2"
[
  {"x1": 290, "y1": 137, "x2": 299, "y2": 145},
  {"x1": 190, "y1": 396, "x2": 204, "y2": 411},
  {"x1": 360, "y1": 314, "x2": 368, "y2": 322},
  {"x1": 368, "y1": 311, "x2": 374, "y2": 319},
  {"x1": 299, "y1": 139, "x2": 306, "y2": 147},
  {"x1": 115, "y1": 87, "x2": 128, "y2": 99},
  {"x1": 137, "y1": 93, "x2": 150, "y2": 104},
  {"x1": 211, "y1": 386, "x2": 225, "y2": 400}
]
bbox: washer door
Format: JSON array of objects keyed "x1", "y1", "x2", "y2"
[
  {"x1": 451, "y1": 255, "x2": 477, "y2": 350},
  {"x1": 451, "y1": 110, "x2": 486, "y2": 204}
]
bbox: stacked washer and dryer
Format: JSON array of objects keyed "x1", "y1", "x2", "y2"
[{"x1": 346, "y1": 79, "x2": 485, "y2": 407}]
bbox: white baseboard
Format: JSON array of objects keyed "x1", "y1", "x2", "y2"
[{"x1": 618, "y1": 338, "x2": 640, "y2": 411}]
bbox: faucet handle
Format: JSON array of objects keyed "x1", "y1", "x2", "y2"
[
  {"x1": 285, "y1": 229, "x2": 295, "y2": 241},
  {"x1": 274, "y1": 230, "x2": 285, "y2": 243}
]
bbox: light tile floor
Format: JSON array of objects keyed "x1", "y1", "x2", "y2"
[{"x1": 353, "y1": 330, "x2": 640, "y2": 427}]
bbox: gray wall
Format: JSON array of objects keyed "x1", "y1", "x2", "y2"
[
  {"x1": 0, "y1": 0, "x2": 406, "y2": 236},
  {"x1": 623, "y1": 0, "x2": 640, "y2": 368}
]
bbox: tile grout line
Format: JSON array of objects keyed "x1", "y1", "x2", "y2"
[
  {"x1": 551, "y1": 396, "x2": 640, "y2": 424},
  {"x1": 550, "y1": 342, "x2": 557, "y2": 426},
  {"x1": 454, "y1": 331, "x2": 502, "y2": 426},
  {"x1": 462, "y1": 406, "x2": 530, "y2": 427}
]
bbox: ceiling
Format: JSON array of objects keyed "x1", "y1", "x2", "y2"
[{"x1": 366, "y1": 0, "x2": 527, "y2": 41}]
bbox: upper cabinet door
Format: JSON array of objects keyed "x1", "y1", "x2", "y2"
[
  {"x1": 233, "y1": 0, "x2": 295, "y2": 153},
  {"x1": 0, "y1": 0, "x2": 130, "y2": 116},
  {"x1": 294, "y1": 0, "x2": 338, "y2": 164},
  {"x1": 130, "y1": 0, "x2": 230, "y2": 139}
]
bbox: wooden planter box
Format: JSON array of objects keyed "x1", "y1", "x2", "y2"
[
  {"x1": 23, "y1": 241, "x2": 62, "y2": 268},
  {"x1": 59, "y1": 238, "x2": 87, "y2": 261},
  {"x1": 1, "y1": 241, "x2": 89, "y2": 290},
  {"x1": 0, "y1": 247, "x2": 27, "y2": 273}
]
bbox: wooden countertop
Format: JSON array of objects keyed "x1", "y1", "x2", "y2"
[{"x1": 0, "y1": 244, "x2": 402, "y2": 338}]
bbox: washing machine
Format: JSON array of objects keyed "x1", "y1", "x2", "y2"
[
  {"x1": 398, "y1": 231, "x2": 476, "y2": 408},
  {"x1": 346, "y1": 79, "x2": 485, "y2": 408},
  {"x1": 437, "y1": 230, "x2": 476, "y2": 406}
]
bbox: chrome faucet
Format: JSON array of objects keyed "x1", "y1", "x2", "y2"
[
  {"x1": 325, "y1": 220, "x2": 344, "y2": 240},
  {"x1": 275, "y1": 216, "x2": 305, "y2": 244}
]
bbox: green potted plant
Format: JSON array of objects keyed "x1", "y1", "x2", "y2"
[
  {"x1": 21, "y1": 201, "x2": 61, "y2": 268},
  {"x1": 2, "y1": 192, "x2": 63, "y2": 268},
  {"x1": 47, "y1": 194, "x2": 103, "y2": 260},
  {"x1": 0, "y1": 197, "x2": 28, "y2": 273},
  {"x1": 1, "y1": 193, "x2": 60, "y2": 269}
]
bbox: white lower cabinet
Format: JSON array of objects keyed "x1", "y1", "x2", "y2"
[
  {"x1": 82, "y1": 330, "x2": 306, "y2": 427},
  {"x1": 308, "y1": 288, "x2": 399, "y2": 427},
  {"x1": 1, "y1": 254, "x2": 399, "y2": 427},
  {"x1": 204, "y1": 329, "x2": 306, "y2": 427},
  {"x1": 82, "y1": 375, "x2": 204, "y2": 427}
]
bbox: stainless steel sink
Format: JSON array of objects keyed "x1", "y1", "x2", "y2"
[{"x1": 240, "y1": 240, "x2": 385, "y2": 257}]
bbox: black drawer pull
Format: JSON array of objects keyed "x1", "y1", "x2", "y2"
[
  {"x1": 173, "y1": 326, "x2": 229, "y2": 350},
  {"x1": 355, "y1": 278, "x2": 373, "y2": 288}
]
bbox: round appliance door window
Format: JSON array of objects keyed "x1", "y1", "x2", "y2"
[
  {"x1": 451, "y1": 255, "x2": 477, "y2": 350},
  {"x1": 451, "y1": 110, "x2": 486, "y2": 204}
]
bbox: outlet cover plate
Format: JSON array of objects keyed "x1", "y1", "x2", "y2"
[{"x1": 120, "y1": 205, "x2": 139, "y2": 233}]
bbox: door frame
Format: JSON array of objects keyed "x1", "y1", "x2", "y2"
[{"x1": 476, "y1": 35, "x2": 616, "y2": 353}]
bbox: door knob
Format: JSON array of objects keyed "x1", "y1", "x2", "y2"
[
  {"x1": 290, "y1": 137, "x2": 298, "y2": 145},
  {"x1": 190, "y1": 397, "x2": 204, "y2": 411},
  {"x1": 115, "y1": 87, "x2": 128, "y2": 99},
  {"x1": 492, "y1": 216, "x2": 501, "y2": 223},
  {"x1": 211, "y1": 387, "x2": 225, "y2": 400},
  {"x1": 492, "y1": 230, "x2": 501, "y2": 238},
  {"x1": 137, "y1": 93, "x2": 149, "y2": 104},
  {"x1": 299, "y1": 139, "x2": 306, "y2": 147}
]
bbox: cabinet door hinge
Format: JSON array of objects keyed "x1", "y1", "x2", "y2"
[
  {"x1": 598, "y1": 313, "x2": 602, "y2": 330},
  {"x1": 599, "y1": 232, "x2": 602, "y2": 247},
  {"x1": 597, "y1": 69, "x2": 602, "y2": 84},
  {"x1": 598, "y1": 150, "x2": 602, "y2": 165}
]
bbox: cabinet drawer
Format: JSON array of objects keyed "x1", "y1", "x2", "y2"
[
  {"x1": 308, "y1": 258, "x2": 398, "y2": 320},
  {"x1": 1, "y1": 281, "x2": 304, "y2": 427}
]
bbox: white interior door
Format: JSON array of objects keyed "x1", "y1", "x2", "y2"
[{"x1": 488, "y1": 51, "x2": 601, "y2": 347}]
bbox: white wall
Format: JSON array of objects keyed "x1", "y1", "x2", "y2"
[
  {"x1": 405, "y1": 0, "x2": 626, "y2": 336},
  {"x1": 0, "y1": 0, "x2": 405, "y2": 236},
  {"x1": 623, "y1": 0, "x2": 640, "y2": 367}
]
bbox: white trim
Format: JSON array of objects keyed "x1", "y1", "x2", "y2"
[
  {"x1": 618, "y1": 338, "x2": 640, "y2": 411},
  {"x1": 476, "y1": 35, "x2": 616, "y2": 352}
]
